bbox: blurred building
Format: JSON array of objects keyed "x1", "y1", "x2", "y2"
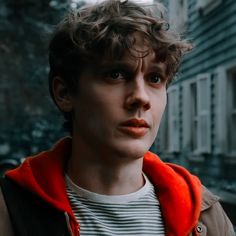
[{"x1": 155, "y1": 0, "x2": 236, "y2": 193}]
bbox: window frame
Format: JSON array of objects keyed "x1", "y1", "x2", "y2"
[
  {"x1": 167, "y1": 85, "x2": 180, "y2": 153},
  {"x1": 196, "y1": 74, "x2": 211, "y2": 154},
  {"x1": 216, "y1": 62, "x2": 236, "y2": 156},
  {"x1": 182, "y1": 74, "x2": 211, "y2": 155}
]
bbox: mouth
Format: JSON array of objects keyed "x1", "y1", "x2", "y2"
[
  {"x1": 119, "y1": 119, "x2": 150, "y2": 138},
  {"x1": 120, "y1": 119, "x2": 149, "y2": 127}
]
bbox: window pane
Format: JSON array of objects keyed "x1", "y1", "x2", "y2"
[
  {"x1": 200, "y1": 115, "x2": 208, "y2": 148},
  {"x1": 199, "y1": 78, "x2": 208, "y2": 110},
  {"x1": 192, "y1": 120, "x2": 198, "y2": 151},
  {"x1": 172, "y1": 90, "x2": 177, "y2": 116},
  {"x1": 191, "y1": 83, "x2": 197, "y2": 116},
  {"x1": 191, "y1": 83, "x2": 198, "y2": 151}
]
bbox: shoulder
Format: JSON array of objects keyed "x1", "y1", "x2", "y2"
[
  {"x1": 0, "y1": 185, "x2": 15, "y2": 236},
  {"x1": 194, "y1": 185, "x2": 235, "y2": 236},
  {"x1": 201, "y1": 185, "x2": 220, "y2": 211}
]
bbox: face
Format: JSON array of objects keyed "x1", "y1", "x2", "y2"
[{"x1": 71, "y1": 46, "x2": 167, "y2": 160}]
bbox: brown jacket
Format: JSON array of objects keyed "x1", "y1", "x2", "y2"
[
  {"x1": 192, "y1": 186, "x2": 235, "y2": 236},
  {"x1": 0, "y1": 186, "x2": 235, "y2": 236}
]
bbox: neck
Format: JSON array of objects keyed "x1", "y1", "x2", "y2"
[{"x1": 66, "y1": 137, "x2": 144, "y2": 195}]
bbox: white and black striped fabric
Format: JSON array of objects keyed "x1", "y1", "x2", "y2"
[{"x1": 66, "y1": 174, "x2": 165, "y2": 236}]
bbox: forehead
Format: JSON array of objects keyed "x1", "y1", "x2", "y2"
[
  {"x1": 102, "y1": 35, "x2": 165, "y2": 67},
  {"x1": 82, "y1": 35, "x2": 167, "y2": 76},
  {"x1": 99, "y1": 48, "x2": 167, "y2": 73}
]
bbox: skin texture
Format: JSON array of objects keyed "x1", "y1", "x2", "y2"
[{"x1": 53, "y1": 44, "x2": 167, "y2": 195}]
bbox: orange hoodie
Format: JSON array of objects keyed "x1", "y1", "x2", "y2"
[{"x1": 6, "y1": 137, "x2": 202, "y2": 236}]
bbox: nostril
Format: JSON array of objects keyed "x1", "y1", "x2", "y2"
[
  {"x1": 126, "y1": 99, "x2": 150, "y2": 111},
  {"x1": 125, "y1": 89, "x2": 151, "y2": 111},
  {"x1": 129, "y1": 101, "x2": 140, "y2": 110},
  {"x1": 143, "y1": 102, "x2": 151, "y2": 110}
]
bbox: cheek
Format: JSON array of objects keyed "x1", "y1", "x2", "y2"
[
  {"x1": 152, "y1": 92, "x2": 167, "y2": 125},
  {"x1": 73, "y1": 93, "x2": 117, "y2": 130},
  {"x1": 154, "y1": 90, "x2": 167, "y2": 111},
  {"x1": 160, "y1": 94, "x2": 167, "y2": 114}
]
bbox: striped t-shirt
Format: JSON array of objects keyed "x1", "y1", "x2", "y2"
[{"x1": 66, "y1": 174, "x2": 165, "y2": 235}]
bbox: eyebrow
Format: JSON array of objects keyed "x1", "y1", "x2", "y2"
[
  {"x1": 98, "y1": 60, "x2": 166, "y2": 75},
  {"x1": 147, "y1": 64, "x2": 166, "y2": 74},
  {"x1": 98, "y1": 61, "x2": 134, "y2": 71}
]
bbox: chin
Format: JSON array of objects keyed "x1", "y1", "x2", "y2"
[{"x1": 113, "y1": 140, "x2": 152, "y2": 159}]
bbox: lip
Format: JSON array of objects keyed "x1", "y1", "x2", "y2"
[{"x1": 119, "y1": 119, "x2": 150, "y2": 138}]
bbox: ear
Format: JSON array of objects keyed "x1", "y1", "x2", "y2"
[{"x1": 52, "y1": 76, "x2": 73, "y2": 112}]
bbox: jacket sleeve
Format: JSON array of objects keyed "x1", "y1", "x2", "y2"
[
  {"x1": 198, "y1": 187, "x2": 235, "y2": 236},
  {"x1": 0, "y1": 188, "x2": 15, "y2": 236}
]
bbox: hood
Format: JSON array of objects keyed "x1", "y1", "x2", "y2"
[
  {"x1": 143, "y1": 153, "x2": 202, "y2": 236},
  {"x1": 6, "y1": 137, "x2": 79, "y2": 234},
  {"x1": 6, "y1": 137, "x2": 201, "y2": 236}
]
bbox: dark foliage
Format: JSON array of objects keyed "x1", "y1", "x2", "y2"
[{"x1": 0, "y1": 0, "x2": 85, "y2": 164}]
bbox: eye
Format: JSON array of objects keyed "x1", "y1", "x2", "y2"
[
  {"x1": 108, "y1": 70, "x2": 125, "y2": 80},
  {"x1": 148, "y1": 74, "x2": 162, "y2": 84}
]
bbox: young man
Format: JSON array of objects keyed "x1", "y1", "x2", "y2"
[{"x1": 0, "y1": 0, "x2": 234, "y2": 235}]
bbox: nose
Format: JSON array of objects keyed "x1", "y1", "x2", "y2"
[{"x1": 124, "y1": 75, "x2": 151, "y2": 111}]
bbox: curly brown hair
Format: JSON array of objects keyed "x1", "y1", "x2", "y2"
[{"x1": 48, "y1": 0, "x2": 191, "y2": 134}]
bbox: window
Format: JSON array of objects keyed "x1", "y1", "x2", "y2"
[
  {"x1": 216, "y1": 64, "x2": 236, "y2": 156},
  {"x1": 182, "y1": 74, "x2": 211, "y2": 154},
  {"x1": 167, "y1": 85, "x2": 180, "y2": 152},
  {"x1": 157, "y1": 85, "x2": 180, "y2": 154},
  {"x1": 197, "y1": 75, "x2": 211, "y2": 153}
]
